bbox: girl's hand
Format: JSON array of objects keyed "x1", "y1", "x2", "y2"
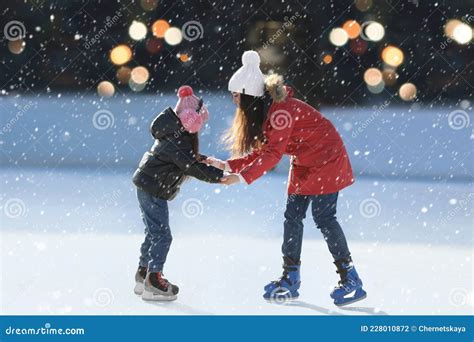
[
  {"x1": 220, "y1": 174, "x2": 240, "y2": 185},
  {"x1": 204, "y1": 157, "x2": 225, "y2": 170}
]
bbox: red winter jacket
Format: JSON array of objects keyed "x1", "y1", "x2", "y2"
[{"x1": 227, "y1": 86, "x2": 354, "y2": 195}]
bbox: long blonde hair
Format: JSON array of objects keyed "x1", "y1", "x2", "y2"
[
  {"x1": 223, "y1": 74, "x2": 288, "y2": 157},
  {"x1": 223, "y1": 94, "x2": 266, "y2": 157}
]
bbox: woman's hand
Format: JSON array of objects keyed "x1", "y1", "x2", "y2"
[
  {"x1": 220, "y1": 174, "x2": 240, "y2": 185},
  {"x1": 203, "y1": 156, "x2": 225, "y2": 170}
]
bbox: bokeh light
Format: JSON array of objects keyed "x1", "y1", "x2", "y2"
[
  {"x1": 178, "y1": 53, "x2": 191, "y2": 63},
  {"x1": 444, "y1": 19, "x2": 462, "y2": 37},
  {"x1": 164, "y1": 27, "x2": 183, "y2": 45},
  {"x1": 322, "y1": 54, "x2": 333, "y2": 64},
  {"x1": 367, "y1": 82, "x2": 385, "y2": 94},
  {"x1": 452, "y1": 22, "x2": 472, "y2": 44},
  {"x1": 129, "y1": 79, "x2": 147, "y2": 92},
  {"x1": 382, "y1": 69, "x2": 398, "y2": 86},
  {"x1": 364, "y1": 68, "x2": 383, "y2": 86},
  {"x1": 129, "y1": 21, "x2": 147, "y2": 41},
  {"x1": 343, "y1": 20, "x2": 361, "y2": 39},
  {"x1": 381, "y1": 46, "x2": 404, "y2": 67},
  {"x1": 131, "y1": 66, "x2": 150, "y2": 84},
  {"x1": 329, "y1": 27, "x2": 349, "y2": 46},
  {"x1": 350, "y1": 38, "x2": 368, "y2": 55},
  {"x1": 140, "y1": 0, "x2": 157, "y2": 11},
  {"x1": 116, "y1": 66, "x2": 131, "y2": 85},
  {"x1": 110, "y1": 45, "x2": 132, "y2": 65},
  {"x1": 444, "y1": 19, "x2": 472, "y2": 44},
  {"x1": 97, "y1": 81, "x2": 115, "y2": 97},
  {"x1": 399, "y1": 83, "x2": 417, "y2": 101},
  {"x1": 362, "y1": 21, "x2": 385, "y2": 42},
  {"x1": 152, "y1": 19, "x2": 170, "y2": 38},
  {"x1": 355, "y1": 0, "x2": 372, "y2": 11},
  {"x1": 8, "y1": 39, "x2": 26, "y2": 54},
  {"x1": 145, "y1": 37, "x2": 163, "y2": 54}
]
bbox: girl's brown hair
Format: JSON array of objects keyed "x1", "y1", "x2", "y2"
[{"x1": 223, "y1": 94, "x2": 266, "y2": 157}]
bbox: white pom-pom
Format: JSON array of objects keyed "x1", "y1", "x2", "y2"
[{"x1": 242, "y1": 50, "x2": 260, "y2": 66}]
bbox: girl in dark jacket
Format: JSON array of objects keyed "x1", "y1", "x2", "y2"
[{"x1": 132, "y1": 85, "x2": 223, "y2": 301}]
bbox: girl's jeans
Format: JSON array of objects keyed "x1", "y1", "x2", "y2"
[
  {"x1": 282, "y1": 192, "x2": 351, "y2": 263},
  {"x1": 137, "y1": 189, "x2": 172, "y2": 273}
]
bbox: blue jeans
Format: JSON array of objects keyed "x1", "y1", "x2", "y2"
[
  {"x1": 282, "y1": 192, "x2": 351, "y2": 262},
  {"x1": 137, "y1": 189, "x2": 172, "y2": 272}
]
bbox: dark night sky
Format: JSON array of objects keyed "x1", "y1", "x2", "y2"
[{"x1": 0, "y1": 0, "x2": 472, "y2": 106}]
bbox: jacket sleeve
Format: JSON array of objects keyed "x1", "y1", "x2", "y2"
[
  {"x1": 168, "y1": 145, "x2": 223, "y2": 183},
  {"x1": 184, "y1": 162, "x2": 224, "y2": 183},
  {"x1": 226, "y1": 149, "x2": 262, "y2": 173},
  {"x1": 239, "y1": 103, "x2": 295, "y2": 184}
]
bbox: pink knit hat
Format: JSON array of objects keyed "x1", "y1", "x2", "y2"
[{"x1": 174, "y1": 85, "x2": 209, "y2": 133}]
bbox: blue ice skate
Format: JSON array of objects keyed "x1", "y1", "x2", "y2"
[
  {"x1": 263, "y1": 257, "x2": 301, "y2": 301},
  {"x1": 330, "y1": 258, "x2": 367, "y2": 306}
]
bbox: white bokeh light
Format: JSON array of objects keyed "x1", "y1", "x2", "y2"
[
  {"x1": 164, "y1": 27, "x2": 183, "y2": 45},
  {"x1": 129, "y1": 21, "x2": 147, "y2": 41},
  {"x1": 329, "y1": 28, "x2": 349, "y2": 47},
  {"x1": 362, "y1": 21, "x2": 385, "y2": 42},
  {"x1": 452, "y1": 22, "x2": 472, "y2": 44}
]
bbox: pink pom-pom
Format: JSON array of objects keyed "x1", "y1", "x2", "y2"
[{"x1": 178, "y1": 85, "x2": 193, "y2": 98}]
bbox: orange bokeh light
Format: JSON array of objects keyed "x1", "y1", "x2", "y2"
[
  {"x1": 110, "y1": 45, "x2": 132, "y2": 65},
  {"x1": 179, "y1": 53, "x2": 190, "y2": 62},
  {"x1": 381, "y1": 45, "x2": 404, "y2": 67},
  {"x1": 152, "y1": 19, "x2": 170, "y2": 38},
  {"x1": 322, "y1": 54, "x2": 333, "y2": 64},
  {"x1": 342, "y1": 20, "x2": 361, "y2": 39}
]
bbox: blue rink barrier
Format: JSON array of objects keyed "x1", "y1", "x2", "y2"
[{"x1": 0, "y1": 315, "x2": 472, "y2": 341}]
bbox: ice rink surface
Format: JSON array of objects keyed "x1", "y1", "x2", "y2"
[{"x1": 1, "y1": 168, "x2": 472, "y2": 315}]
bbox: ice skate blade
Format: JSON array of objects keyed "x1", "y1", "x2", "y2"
[
  {"x1": 134, "y1": 282, "x2": 144, "y2": 295},
  {"x1": 264, "y1": 295, "x2": 299, "y2": 302},
  {"x1": 264, "y1": 289, "x2": 300, "y2": 302},
  {"x1": 334, "y1": 290, "x2": 367, "y2": 307},
  {"x1": 141, "y1": 289, "x2": 177, "y2": 301}
]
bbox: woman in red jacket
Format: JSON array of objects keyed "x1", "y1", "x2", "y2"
[{"x1": 207, "y1": 51, "x2": 366, "y2": 306}]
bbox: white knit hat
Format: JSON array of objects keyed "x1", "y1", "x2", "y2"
[{"x1": 228, "y1": 50, "x2": 265, "y2": 97}]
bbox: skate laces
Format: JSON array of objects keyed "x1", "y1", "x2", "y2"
[
  {"x1": 156, "y1": 272, "x2": 169, "y2": 290},
  {"x1": 274, "y1": 264, "x2": 295, "y2": 286},
  {"x1": 336, "y1": 263, "x2": 358, "y2": 291}
]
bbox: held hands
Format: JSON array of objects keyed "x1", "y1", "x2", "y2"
[
  {"x1": 220, "y1": 174, "x2": 240, "y2": 185},
  {"x1": 203, "y1": 156, "x2": 225, "y2": 170},
  {"x1": 202, "y1": 156, "x2": 240, "y2": 185}
]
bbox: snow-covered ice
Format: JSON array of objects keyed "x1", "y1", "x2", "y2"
[
  {"x1": 1, "y1": 232, "x2": 472, "y2": 315},
  {"x1": 1, "y1": 168, "x2": 472, "y2": 315}
]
